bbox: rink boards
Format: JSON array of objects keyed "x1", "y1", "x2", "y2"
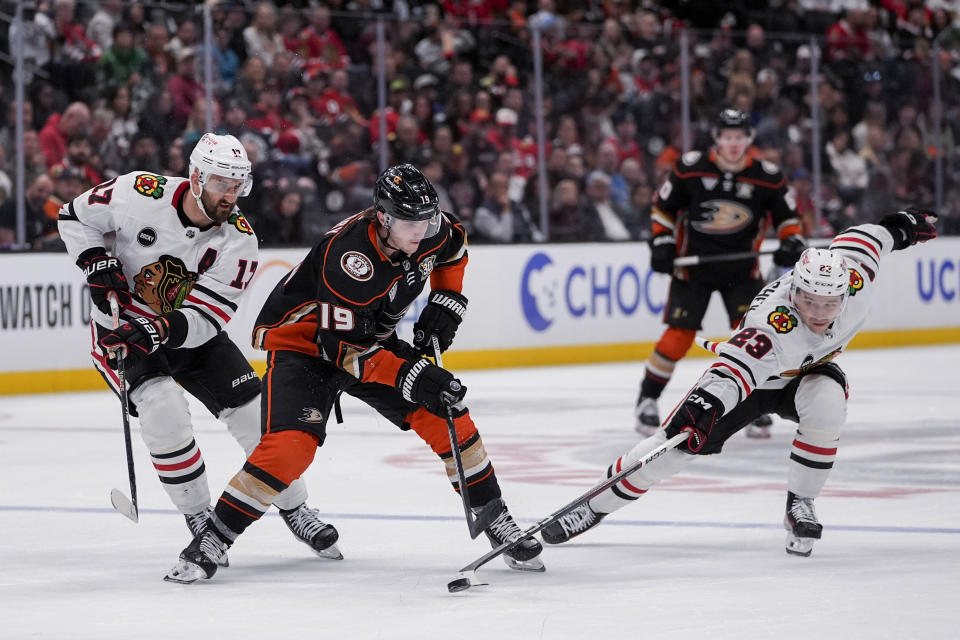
[{"x1": 2, "y1": 239, "x2": 959, "y2": 394}]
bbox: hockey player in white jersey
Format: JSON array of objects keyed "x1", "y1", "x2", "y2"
[
  {"x1": 58, "y1": 133, "x2": 340, "y2": 561},
  {"x1": 541, "y1": 207, "x2": 938, "y2": 557}
]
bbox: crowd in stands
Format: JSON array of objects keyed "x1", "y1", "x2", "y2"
[{"x1": 2, "y1": 0, "x2": 960, "y2": 250}]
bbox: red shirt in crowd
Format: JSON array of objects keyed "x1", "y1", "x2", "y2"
[{"x1": 39, "y1": 114, "x2": 67, "y2": 168}]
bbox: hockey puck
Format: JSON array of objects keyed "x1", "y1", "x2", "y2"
[{"x1": 447, "y1": 576, "x2": 472, "y2": 593}]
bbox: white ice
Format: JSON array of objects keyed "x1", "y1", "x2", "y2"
[{"x1": 1, "y1": 345, "x2": 958, "y2": 639}]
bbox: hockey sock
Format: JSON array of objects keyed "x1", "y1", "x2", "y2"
[
  {"x1": 150, "y1": 438, "x2": 210, "y2": 513},
  {"x1": 407, "y1": 406, "x2": 501, "y2": 507},
  {"x1": 589, "y1": 430, "x2": 693, "y2": 514},
  {"x1": 789, "y1": 374, "x2": 844, "y2": 498},
  {"x1": 641, "y1": 328, "x2": 695, "y2": 399},
  {"x1": 212, "y1": 430, "x2": 320, "y2": 542}
]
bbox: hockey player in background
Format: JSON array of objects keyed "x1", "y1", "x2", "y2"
[
  {"x1": 636, "y1": 108, "x2": 807, "y2": 438},
  {"x1": 58, "y1": 133, "x2": 337, "y2": 564},
  {"x1": 164, "y1": 163, "x2": 543, "y2": 583},
  {"x1": 542, "y1": 207, "x2": 937, "y2": 557}
]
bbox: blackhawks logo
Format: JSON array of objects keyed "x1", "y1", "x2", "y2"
[
  {"x1": 133, "y1": 174, "x2": 167, "y2": 199},
  {"x1": 133, "y1": 255, "x2": 197, "y2": 314},
  {"x1": 767, "y1": 305, "x2": 798, "y2": 334},
  {"x1": 848, "y1": 267, "x2": 864, "y2": 296},
  {"x1": 228, "y1": 212, "x2": 254, "y2": 235}
]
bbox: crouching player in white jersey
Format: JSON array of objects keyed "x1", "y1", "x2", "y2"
[
  {"x1": 57, "y1": 133, "x2": 340, "y2": 562},
  {"x1": 540, "y1": 207, "x2": 938, "y2": 557}
]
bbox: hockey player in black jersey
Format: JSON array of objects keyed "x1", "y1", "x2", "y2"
[
  {"x1": 165, "y1": 163, "x2": 544, "y2": 583},
  {"x1": 635, "y1": 108, "x2": 807, "y2": 438}
]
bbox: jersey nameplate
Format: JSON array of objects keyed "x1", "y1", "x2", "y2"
[{"x1": 341, "y1": 251, "x2": 373, "y2": 281}]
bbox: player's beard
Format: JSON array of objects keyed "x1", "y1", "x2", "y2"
[{"x1": 200, "y1": 189, "x2": 234, "y2": 224}]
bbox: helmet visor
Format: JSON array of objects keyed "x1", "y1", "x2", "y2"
[
  {"x1": 385, "y1": 211, "x2": 442, "y2": 243},
  {"x1": 204, "y1": 173, "x2": 252, "y2": 198}
]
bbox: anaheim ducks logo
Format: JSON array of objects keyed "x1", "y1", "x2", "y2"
[
  {"x1": 133, "y1": 255, "x2": 197, "y2": 314},
  {"x1": 781, "y1": 348, "x2": 843, "y2": 377},
  {"x1": 848, "y1": 267, "x2": 864, "y2": 296},
  {"x1": 767, "y1": 305, "x2": 798, "y2": 334},
  {"x1": 690, "y1": 199, "x2": 753, "y2": 234},
  {"x1": 133, "y1": 174, "x2": 167, "y2": 199},
  {"x1": 228, "y1": 212, "x2": 254, "y2": 235}
]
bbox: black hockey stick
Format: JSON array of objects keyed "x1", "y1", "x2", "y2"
[
  {"x1": 673, "y1": 238, "x2": 831, "y2": 267},
  {"x1": 431, "y1": 334, "x2": 500, "y2": 539},
  {"x1": 108, "y1": 293, "x2": 138, "y2": 523},
  {"x1": 446, "y1": 431, "x2": 689, "y2": 592}
]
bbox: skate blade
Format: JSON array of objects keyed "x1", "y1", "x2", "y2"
[
  {"x1": 311, "y1": 542, "x2": 344, "y2": 560},
  {"x1": 218, "y1": 553, "x2": 230, "y2": 568},
  {"x1": 502, "y1": 555, "x2": 546, "y2": 572},
  {"x1": 785, "y1": 533, "x2": 815, "y2": 557},
  {"x1": 163, "y1": 559, "x2": 211, "y2": 584}
]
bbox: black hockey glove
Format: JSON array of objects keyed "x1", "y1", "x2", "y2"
[
  {"x1": 773, "y1": 234, "x2": 807, "y2": 267},
  {"x1": 396, "y1": 358, "x2": 467, "y2": 416},
  {"x1": 99, "y1": 316, "x2": 165, "y2": 368},
  {"x1": 664, "y1": 387, "x2": 725, "y2": 455},
  {"x1": 412, "y1": 290, "x2": 468, "y2": 354},
  {"x1": 878, "y1": 207, "x2": 938, "y2": 250},
  {"x1": 79, "y1": 248, "x2": 132, "y2": 315},
  {"x1": 650, "y1": 234, "x2": 676, "y2": 274}
]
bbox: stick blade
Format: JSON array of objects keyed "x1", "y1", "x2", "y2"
[
  {"x1": 467, "y1": 499, "x2": 502, "y2": 539},
  {"x1": 110, "y1": 488, "x2": 139, "y2": 523},
  {"x1": 447, "y1": 571, "x2": 487, "y2": 593}
]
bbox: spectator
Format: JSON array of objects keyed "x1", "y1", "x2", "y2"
[
  {"x1": 137, "y1": 89, "x2": 178, "y2": 152},
  {"x1": 162, "y1": 140, "x2": 187, "y2": 177},
  {"x1": 826, "y1": 129, "x2": 869, "y2": 205},
  {"x1": 166, "y1": 20, "x2": 199, "y2": 65},
  {"x1": 0, "y1": 174, "x2": 56, "y2": 249},
  {"x1": 548, "y1": 178, "x2": 584, "y2": 242},
  {"x1": 7, "y1": 5, "x2": 56, "y2": 85},
  {"x1": 167, "y1": 47, "x2": 205, "y2": 129},
  {"x1": 39, "y1": 101, "x2": 91, "y2": 168},
  {"x1": 473, "y1": 171, "x2": 543, "y2": 243},
  {"x1": 86, "y1": 0, "x2": 123, "y2": 52},
  {"x1": 582, "y1": 170, "x2": 631, "y2": 240},
  {"x1": 107, "y1": 85, "x2": 139, "y2": 157},
  {"x1": 298, "y1": 4, "x2": 350, "y2": 76},
  {"x1": 258, "y1": 189, "x2": 307, "y2": 246},
  {"x1": 50, "y1": 133, "x2": 102, "y2": 189},
  {"x1": 98, "y1": 22, "x2": 147, "y2": 89},
  {"x1": 244, "y1": 2, "x2": 286, "y2": 68}
]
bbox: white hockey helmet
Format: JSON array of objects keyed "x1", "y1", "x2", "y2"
[
  {"x1": 188, "y1": 132, "x2": 252, "y2": 198},
  {"x1": 791, "y1": 247, "x2": 850, "y2": 300}
]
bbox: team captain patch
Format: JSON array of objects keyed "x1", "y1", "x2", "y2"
[
  {"x1": 767, "y1": 305, "x2": 798, "y2": 333},
  {"x1": 134, "y1": 174, "x2": 167, "y2": 199},
  {"x1": 341, "y1": 251, "x2": 373, "y2": 281}
]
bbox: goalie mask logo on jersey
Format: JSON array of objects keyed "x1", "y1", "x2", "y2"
[
  {"x1": 133, "y1": 174, "x2": 168, "y2": 199},
  {"x1": 228, "y1": 212, "x2": 254, "y2": 235},
  {"x1": 848, "y1": 267, "x2": 864, "y2": 296},
  {"x1": 767, "y1": 305, "x2": 798, "y2": 334},
  {"x1": 133, "y1": 255, "x2": 197, "y2": 314}
]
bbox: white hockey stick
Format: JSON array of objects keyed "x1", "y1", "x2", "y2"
[
  {"x1": 108, "y1": 293, "x2": 138, "y2": 523},
  {"x1": 446, "y1": 431, "x2": 689, "y2": 592}
]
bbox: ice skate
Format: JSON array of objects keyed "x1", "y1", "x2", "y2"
[
  {"x1": 164, "y1": 528, "x2": 230, "y2": 584},
  {"x1": 783, "y1": 491, "x2": 822, "y2": 557},
  {"x1": 541, "y1": 502, "x2": 606, "y2": 545},
  {"x1": 747, "y1": 414, "x2": 773, "y2": 439},
  {"x1": 480, "y1": 499, "x2": 544, "y2": 572},
  {"x1": 184, "y1": 507, "x2": 228, "y2": 567},
  {"x1": 280, "y1": 503, "x2": 343, "y2": 560},
  {"x1": 634, "y1": 396, "x2": 660, "y2": 436}
]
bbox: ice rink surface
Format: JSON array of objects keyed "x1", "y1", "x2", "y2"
[{"x1": 1, "y1": 345, "x2": 958, "y2": 640}]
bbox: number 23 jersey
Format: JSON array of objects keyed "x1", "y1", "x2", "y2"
[
  {"x1": 695, "y1": 223, "x2": 896, "y2": 413},
  {"x1": 58, "y1": 172, "x2": 258, "y2": 348}
]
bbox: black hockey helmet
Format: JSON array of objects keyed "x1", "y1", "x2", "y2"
[
  {"x1": 375, "y1": 164, "x2": 440, "y2": 221},
  {"x1": 374, "y1": 163, "x2": 442, "y2": 240},
  {"x1": 712, "y1": 108, "x2": 753, "y2": 138}
]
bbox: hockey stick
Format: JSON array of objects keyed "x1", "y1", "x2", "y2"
[
  {"x1": 673, "y1": 238, "x2": 831, "y2": 267},
  {"x1": 108, "y1": 293, "x2": 138, "y2": 523},
  {"x1": 446, "y1": 431, "x2": 689, "y2": 592},
  {"x1": 431, "y1": 334, "x2": 501, "y2": 540}
]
